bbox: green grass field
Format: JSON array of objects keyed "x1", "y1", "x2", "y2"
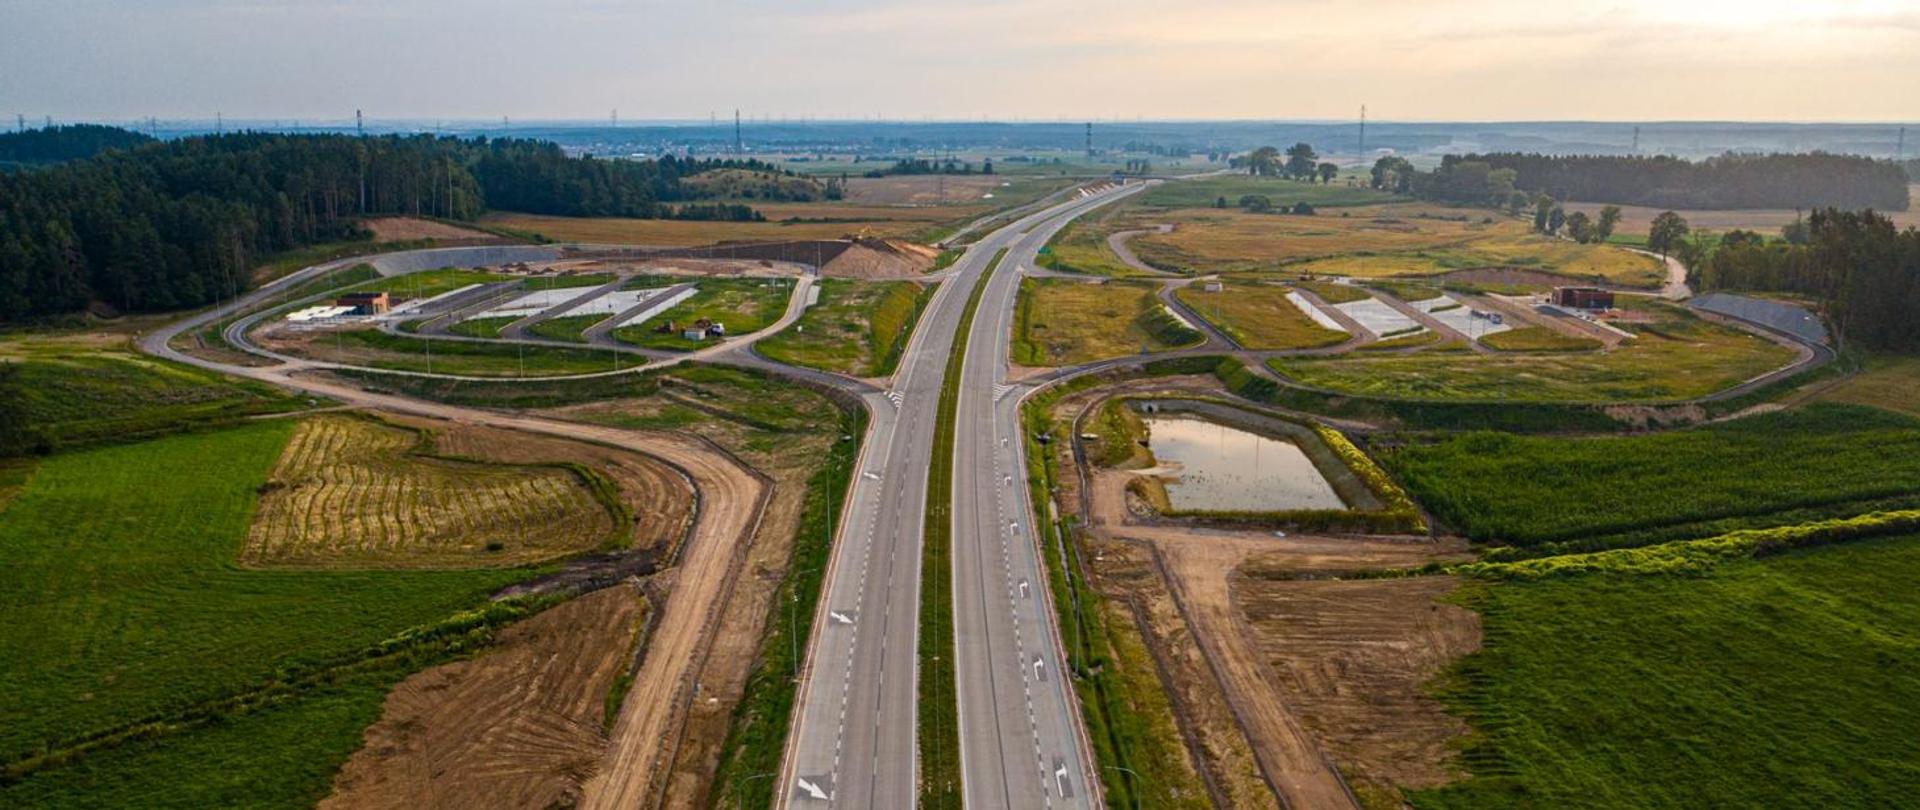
[
  {"x1": 445, "y1": 316, "x2": 515, "y2": 339},
  {"x1": 1173, "y1": 282, "x2": 1348, "y2": 349},
  {"x1": 1273, "y1": 299, "x2": 1794, "y2": 402},
  {"x1": 2, "y1": 337, "x2": 305, "y2": 451},
  {"x1": 757, "y1": 279, "x2": 934, "y2": 377},
  {"x1": 339, "y1": 268, "x2": 519, "y2": 302},
  {"x1": 1293, "y1": 280, "x2": 1372, "y2": 304},
  {"x1": 331, "y1": 329, "x2": 630, "y2": 376},
  {"x1": 1038, "y1": 219, "x2": 1152, "y2": 277},
  {"x1": 1383, "y1": 404, "x2": 1920, "y2": 550},
  {"x1": 1813, "y1": 353, "x2": 1920, "y2": 417},
  {"x1": 0, "y1": 423, "x2": 532, "y2": 803},
  {"x1": 525, "y1": 313, "x2": 605, "y2": 343},
  {"x1": 1014, "y1": 278, "x2": 1204, "y2": 365},
  {"x1": 1413, "y1": 532, "x2": 1920, "y2": 809},
  {"x1": 1479, "y1": 326, "x2": 1602, "y2": 352},
  {"x1": 611, "y1": 278, "x2": 793, "y2": 351}
]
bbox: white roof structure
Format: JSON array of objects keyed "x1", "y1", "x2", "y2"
[
  {"x1": 1285, "y1": 291, "x2": 1349, "y2": 334},
  {"x1": 1334, "y1": 296, "x2": 1425, "y2": 338},
  {"x1": 463, "y1": 288, "x2": 583, "y2": 322}
]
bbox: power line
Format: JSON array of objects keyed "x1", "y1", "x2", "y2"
[{"x1": 1357, "y1": 104, "x2": 1366, "y2": 157}]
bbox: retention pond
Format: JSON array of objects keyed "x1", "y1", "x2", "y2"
[{"x1": 1144, "y1": 415, "x2": 1346, "y2": 512}]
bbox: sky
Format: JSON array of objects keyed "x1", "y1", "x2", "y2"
[{"x1": 4, "y1": 0, "x2": 1918, "y2": 124}]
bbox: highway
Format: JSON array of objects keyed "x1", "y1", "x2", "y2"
[
  {"x1": 950, "y1": 182, "x2": 1147, "y2": 809},
  {"x1": 779, "y1": 183, "x2": 1142, "y2": 809}
]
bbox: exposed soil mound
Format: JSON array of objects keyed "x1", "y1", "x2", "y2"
[
  {"x1": 321, "y1": 585, "x2": 647, "y2": 810},
  {"x1": 819, "y1": 238, "x2": 938, "y2": 279}
]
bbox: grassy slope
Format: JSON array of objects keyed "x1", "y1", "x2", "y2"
[
  {"x1": 1414, "y1": 533, "x2": 1920, "y2": 809},
  {"x1": 1383, "y1": 404, "x2": 1920, "y2": 549},
  {"x1": 611, "y1": 278, "x2": 792, "y2": 352},
  {"x1": 756, "y1": 279, "x2": 933, "y2": 376},
  {"x1": 1014, "y1": 278, "x2": 1199, "y2": 366},
  {"x1": 5, "y1": 340, "x2": 305, "y2": 450},
  {"x1": 1813, "y1": 353, "x2": 1920, "y2": 417},
  {"x1": 333, "y1": 329, "x2": 628, "y2": 376},
  {"x1": 1478, "y1": 326, "x2": 1602, "y2": 352},
  {"x1": 0, "y1": 423, "x2": 530, "y2": 801},
  {"x1": 1174, "y1": 282, "x2": 1349, "y2": 350},
  {"x1": 525, "y1": 313, "x2": 605, "y2": 343}
]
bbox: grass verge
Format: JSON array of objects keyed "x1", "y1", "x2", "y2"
[{"x1": 709, "y1": 404, "x2": 866, "y2": 809}]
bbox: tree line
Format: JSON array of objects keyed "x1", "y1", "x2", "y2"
[
  {"x1": 0, "y1": 129, "x2": 776, "y2": 321},
  {"x1": 0, "y1": 124, "x2": 155, "y2": 168},
  {"x1": 1234, "y1": 143, "x2": 1339, "y2": 183},
  {"x1": 1447, "y1": 152, "x2": 1909, "y2": 211},
  {"x1": 1694, "y1": 209, "x2": 1920, "y2": 351}
]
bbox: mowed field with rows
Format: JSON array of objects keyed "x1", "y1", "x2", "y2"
[{"x1": 245, "y1": 416, "x2": 616, "y2": 568}]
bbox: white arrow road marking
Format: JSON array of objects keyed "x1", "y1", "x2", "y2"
[
  {"x1": 829, "y1": 611, "x2": 854, "y2": 625},
  {"x1": 1019, "y1": 579, "x2": 1030, "y2": 598},
  {"x1": 862, "y1": 471, "x2": 881, "y2": 481},
  {"x1": 1033, "y1": 655, "x2": 1047, "y2": 682},
  {"x1": 1055, "y1": 758, "x2": 1074, "y2": 798},
  {"x1": 796, "y1": 777, "x2": 829, "y2": 801}
]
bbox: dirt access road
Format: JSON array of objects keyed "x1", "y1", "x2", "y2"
[{"x1": 140, "y1": 295, "x2": 772, "y2": 809}]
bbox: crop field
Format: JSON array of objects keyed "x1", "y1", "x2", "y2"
[
  {"x1": 1383, "y1": 404, "x2": 1920, "y2": 549},
  {"x1": 1479, "y1": 326, "x2": 1602, "y2": 352},
  {"x1": 1124, "y1": 203, "x2": 1664, "y2": 286},
  {"x1": 0, "y1": 423, "x2": 531, "y2": 804},
  {"x1": 245, "y1": 415, "x2": 616, "y2": 568},
  {"x1": 1173, "y1": 282, "x2": 1349, "y2": 349},
  {"x1": 0, "y1": 335, "x2": 306, "y2": 450},
  {"x1": 757, "y1": 279, "x2": 934, "y2": 376},
  {"x1": 1272, "y1": 298, "x2": 1794, "y2": 402},
  {"x1": 1412, "y1": 532, "x2": 1920, "y2": 809},
  {"x1": 1013, "y1": 278, "x2": 1203, "y2": 366},
  {"x1": 611, "y1": 277, "x2": 793, "y2": 351},
  {"x1": 1139, "y1": 175, "x2": 1398, "y2": 209}
]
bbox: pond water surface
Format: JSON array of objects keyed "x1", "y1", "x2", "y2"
[{"x1": 1145, "y1": 416, "x2": 1345, "y2": 512}]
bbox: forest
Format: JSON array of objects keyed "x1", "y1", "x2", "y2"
[
  {"x1": 0, "y1": 124, "x2": 154, "y2": 168},
  {"x1": 1696, "y1": 209, "x2": 1920, "y2": 351},
  {"x1": 0, "y1": 129, "x2": 774, "y2": 320},
  {"x1": 1460, "y1": 152, "x2": 1910, "y2": 211}
]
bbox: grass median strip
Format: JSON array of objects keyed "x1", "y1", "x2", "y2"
[{"x1": 919, "y1": 248, "x2": 1002, "y2": 809}]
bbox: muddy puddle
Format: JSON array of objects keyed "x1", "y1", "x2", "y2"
[{"x1": 1145, "y1": 416, "x2": 1345, "y2": 511}]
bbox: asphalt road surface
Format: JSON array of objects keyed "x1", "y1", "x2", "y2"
[{"x1": 780, "y1": 183, "x2": 1144, "y2": 809}]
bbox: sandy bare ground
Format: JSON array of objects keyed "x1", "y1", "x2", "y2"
[
  {"x1": 364, "y1": 217, "x2": 505, "y2": 243},
  {"x1": 1053, "y1": 379, "x2": 1477, "y2": 809},
  {"x1": 322, "y1": 585, "x2": 647, "y2": 810},
  {"x1": 1235, "y1": 572, "x2": 1480, "y2": 801},
  {"x1": 820, "y1": 238, "x2": 939, "y2": 279},
  {"x1": 572, "y1": 433, "x2": 771, "y2": 810}
]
